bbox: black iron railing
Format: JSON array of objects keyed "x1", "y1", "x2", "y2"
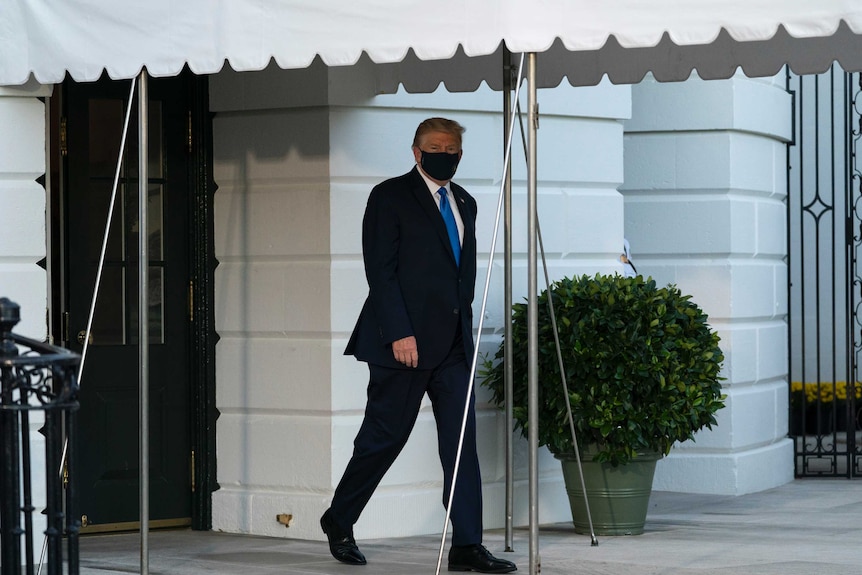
[{"x1": 0, "y1": 298, "x2": 80, "y2": 575}]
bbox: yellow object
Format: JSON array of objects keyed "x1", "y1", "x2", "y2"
[{"x1": 790, "y1": 381, "x2": 862, "y2": 403}]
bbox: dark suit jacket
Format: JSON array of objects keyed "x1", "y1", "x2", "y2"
[{"x1": 345, "y1": 166, "x2": 477, "y2": 370}]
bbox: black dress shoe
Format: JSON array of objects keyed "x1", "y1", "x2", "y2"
[
  {"x1": 448, "y1": 544, "x2": 517, "y2": 573},
  {"x1": 320, "y1": 509, "x2": 366, "y2": 565}
]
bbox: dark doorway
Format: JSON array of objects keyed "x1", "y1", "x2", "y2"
[{"x1": 49, "y1": 71, "x2": 217, "y2": 530}]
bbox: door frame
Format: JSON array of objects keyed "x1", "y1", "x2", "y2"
[
  {"x1": 47, "y1": 71, "x2": 218, "y2": 529},
  {"x1": 186, "y1": 73, "x2": 219, "y2": 529}
]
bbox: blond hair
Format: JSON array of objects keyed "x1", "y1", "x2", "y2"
[{"x1": 412, "y1": 117, "x2": 466, "y2": 148}]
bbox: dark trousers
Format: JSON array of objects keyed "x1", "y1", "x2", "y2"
[{"x1": 330, "y1": 334, "x2": 483, "y2": 546}]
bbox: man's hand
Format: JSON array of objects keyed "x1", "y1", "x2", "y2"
[{"x1": 392, "y1": 336, "x2": 418, "y2": 368}]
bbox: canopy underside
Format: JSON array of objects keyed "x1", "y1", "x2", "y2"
[{"x1": 2, "y1": 1, "x2": 861, "y2": 89}]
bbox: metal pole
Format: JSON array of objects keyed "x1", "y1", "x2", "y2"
[
  {"x1": 137, "y1": 69, "x2": 150, "y2": 575},
  {"x1": 536, "y1": 219, "x2": 598, "y2": 545},
  {"x1": 502, "y1": 47, "x2": 515, "y2": 553},
  {"x1": 433, "y1": 53, "x2": 527, "y2": 575},
  {"x1": 526, "y1": 52, "x2": 540, "y2": 575},
  {"x1": 39, "y1": 77, "x2": 136, "y2": 575}
]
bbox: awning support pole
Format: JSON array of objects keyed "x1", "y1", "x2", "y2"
[
  {"x1": 137, "y1": 69, "x2": 150, "y2": 575},
  {"x1": 502, "y1": 47, "x2": 515, "y2": 554},
  {"x1": 526, "y1": 52, "x2": 540, "y2": 575}
]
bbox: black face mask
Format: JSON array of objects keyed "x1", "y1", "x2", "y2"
[{"x1": 420, "y1": 150, "x2": 460, "y2": 181}]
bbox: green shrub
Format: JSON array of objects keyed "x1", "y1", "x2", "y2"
[{"x1": 482, "y1": 273, "x2": 725, "y2": 466}]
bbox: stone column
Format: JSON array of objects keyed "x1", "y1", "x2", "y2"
[
  {"x1": 209, "y1": 60, "x2": 634, "y2": 538},
  {"x1": 622, "y1": 74, "x2": 795, "y2": 495},
  {"x1": 0, "y1": 78, "x2": 52, "y2": 554},
  {"x1": 0, "y1": 80, "x2": 51, "y2": 338}
]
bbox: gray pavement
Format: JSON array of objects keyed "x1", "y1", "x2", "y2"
[{"x1": 77, "y1": 479, "x2": 862, "y2": 575}]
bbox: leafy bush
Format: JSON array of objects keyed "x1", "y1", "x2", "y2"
[{"x1": 482, "y1": 273, "x2": 725, "y2": 466}]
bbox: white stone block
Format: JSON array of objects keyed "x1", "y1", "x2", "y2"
[
  {"x1": 536, "y1": 80, "x2": 631, "y2": 121},
  {"x1": 728, "y1": 134, "x2": 787, "y2": 193},
  {"x1": 653, "y1": 439, "x2": 794, "y2": 495},
  {"x1": 641, "y1": 263, "x2": 731, "y2": 318},
  {"x1": 329, "y1": 260, "x2": 367, "y2": 334},
  {"x1": 726, "y1": 264, "x2": 780, "y2": 318},
  {"x1": 626, "y1": 132, "x2": 785, "y2": 195},
  {"x1": 772, "y1": 264, "x2": 789, "y2": 316},
  {"x1": 623, "y1": 195, "x2": 735, "y2": 255},
  {"x1": 215, "y1": 261, "x2": 330, "y2": 334},
  {"x1": 511, "y1": 118, "x2": 623, "y2": 184},
  {"x1": 757, "y1": 199, "x2": 787, "y2": 257},
  {"x1": 214, "y1": 184, "x2": 330, "y2": 258},
  {"x1": 727, "y1": 196, "x2": 758, "y2": 254},
  {"x1": 668, "y1": 389, "x2": 733, "y2": 452},
  {"x1": 0, "y1": 182, "x2": 46, "y2": 258},
  {"x1": 353, "y1": 484, "x2": 447, "y2": 539},
  {"x1": 212, "y1": 110, "x2": 330, "y2": 184},
  {"x1": 627, "y1": 75, "x2": 791, "y2": 142},
  {"x1": 0, "y1": 265, "x2": 46, "y2": 338},
  {"x1": 470, "y1": 184, "x2": 507, "y2": 253},
  {"x1": 330, "y1": 344, "x2": 372, "y2": 411},
  {"x1": 0, "y1": 97, "x2": 45, "y2": 177},
  {"x1": 562, "y1": 188, "x2": 624, "y2": 256},
  {"x1": 375, "y1": 412, "x2": 444, "y2": 487},
  {"x1": 212, "y1": 487, "x2": 253, "y2": 533},
  {"x1": 247, "y1": 490, "x2": 330, "y2": 540},
  {"x1": 443, "y1": 113, "x2": 505, "y2": 184},
  {"x1": 719, "y1": 322, "x2": 758, "y2": 385},
  {"x1": 216, "y1": 336, "x2": 332, "y2": 411},
  {"x1": 733, "y1": 439, "x2": 795, "y2": 494},
  {"x1": 217, "y1": 412, "x2": 331, "y2": 488},
  {"x1": 329, "y1": 182, "x2": 368, "y2": 256},
  {"x1": 0, "y1": 96, "x2": 47, "y2": 341},
  {"x1": 329, "y1": 112, "x2": 408, "y2": 179},
  {"x1": 728, "y1": 383, "x2": 787, "y2": 448},
  {"x1": 625, "y1": 73, "x2": 792, "y2": 498},
  {"x1": 622, "y1": 134, "x2": 677, "y2": 190},
  {"x1": 757, "y1": 321, "x2": 788, "y2": 382},
  {"x1": 774, "y1": 384, "x2": 789, "y2": 437},
  {"x1": 768, "y1": 144, "x2": 788, "y2": 201},
  {"x1": 628, "y1": 77, "x2": 735, "y2": 133},
  {"x1": 480, "y1": 186, "x2": 623, "y2": 257},
  {"x1": 730, "y1": 76, "x2": 794, "y2": 142},
  {"x1": 328, "y1": 108, "x2": 512, "y2": 192},
  {"x1": 672, "y1": 133, "x2": 734, "y2": 189}
]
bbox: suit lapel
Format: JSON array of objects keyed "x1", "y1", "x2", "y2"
[{"x1": 410, "y1": 167, "x2": 462, "y2": 266}]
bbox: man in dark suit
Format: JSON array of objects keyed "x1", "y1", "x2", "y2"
[{"x1": 320, "y1": 118, "x2": 517, "y2": 574}]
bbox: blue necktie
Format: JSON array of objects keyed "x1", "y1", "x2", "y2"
[{"x1": 438, "y1": 187, "x2": 461, "y2": 266}]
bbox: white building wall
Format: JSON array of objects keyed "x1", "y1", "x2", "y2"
[
  {"x1": 0, "y1": 79, "x2": 52, "y2": 551},
  {"x1": 622, "y1": 74, "x2": 795, "y2": 495},
  {"x1": 209, "y1": 63, "x2": 335, "y2": 537},
  {"x1": 209, "y1": 62, "x2": 631, "y2": 540},
  {"x1": 0, "y1": 81, "x2": 50, "y2": 337},
  {"x1": 2, "y1": 65, "x2": 801, "y2": 542}
]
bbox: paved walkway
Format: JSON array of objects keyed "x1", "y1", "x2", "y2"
[{"x1": 77, "y1": 479, "x2": 862, "y2": 575}]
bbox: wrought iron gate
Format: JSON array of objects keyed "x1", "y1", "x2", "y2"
[{"x1": 787, "y1": 67, "x2": 862, "y2": 477}]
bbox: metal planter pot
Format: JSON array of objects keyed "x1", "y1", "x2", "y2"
[{"x1": 556, "y1": 447, "x2": 661, "y2": 536}]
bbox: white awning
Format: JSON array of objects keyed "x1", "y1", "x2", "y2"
[{"x1": 1, "y1": 0, "x2": 861, "y2": 89}]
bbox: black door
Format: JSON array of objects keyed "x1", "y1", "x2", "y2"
[{"x1": 62, "y1": 74, "x2": 194, "y2": 530}]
